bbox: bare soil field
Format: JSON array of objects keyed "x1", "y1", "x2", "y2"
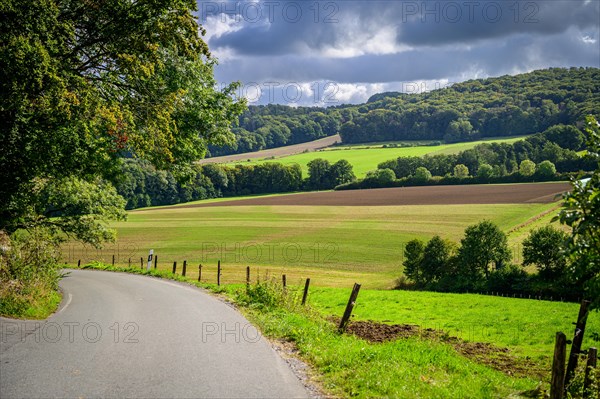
[
  {"x1": 198, "y1": 134, "x2": 341, "y2": 164},
  {"x1": 177, "y1": 182, "x2": 570, "y2": 208}
]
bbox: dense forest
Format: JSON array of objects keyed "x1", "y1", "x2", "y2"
[
  {"x1": 334, "y1": 124, "x2": 595, "y2": 190},
  {"x1": 114, "y1": 68, "x2": 600, "y2": 208},
  {"x1": 115, "y1": 123, "x2": 596, "y2": 208},
  {"x1": 208, "y1": 67, "x2": 599, "y2": 156}
]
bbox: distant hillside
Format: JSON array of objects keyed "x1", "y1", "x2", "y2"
[{"x1": 208, "y1": 67, "x2": 599, "y2": 156}]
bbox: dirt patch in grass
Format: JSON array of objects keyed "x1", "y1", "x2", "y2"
[{"x1": 344, "y1": 320, "x2": 544, "y2": 379}]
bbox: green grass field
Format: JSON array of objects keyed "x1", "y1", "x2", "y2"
[
  {"x1": 63, "y1": 176, "x2": 597, "y2": 397},
  {"x1": 225, "y1": 136, "x2": 527, "y2": 178},
  {"x1": 65, "y1": 200, "x2": 561, "y2": 289},
  {"x1": 307, "y1": 287, "x2": 600, "y2": 363},
  {"x1": 249, "y1": 298, "x2": 540, "y2": 398},
  {"x1": 74, "y1": 263, "x2": 598, "y2": 398}
]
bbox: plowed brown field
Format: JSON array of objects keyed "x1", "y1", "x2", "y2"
[{"x1": 175, "y1": 182, "x2": 570, "y2": 208}]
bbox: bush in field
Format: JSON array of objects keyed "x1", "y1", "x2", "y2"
[
  {"x1": 453, "y1": 164, "x2": 469, "y2": 178},
  {"x1": 519, "y1": 160, "x2": 536, "y2": 176},
  {"x1": 364, "y1": 168, "x2": 395, "y2": 186},
  {"x1": 537, "y1": 160, "x2": 557, "y2": 177},
  {"x1": 414, "y1": 167, "x2": 432, "y2": 182},
  {"x1": 477, "y1": 164, "x2": 494, "y2": 179}
]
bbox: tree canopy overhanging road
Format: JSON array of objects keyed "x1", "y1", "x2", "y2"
[{"x1": 0, "y1": 270, "x2": 309, "y2": 398}]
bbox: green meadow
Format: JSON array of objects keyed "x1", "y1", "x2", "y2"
[
  {"x1": 224, "y1": 136, "x2": 527, "y2": 178},
  {"x1": 65, "y1": 199, "x2": 560, "y2": 289},
  {"x1": 308, "y1": 287, "x2": 600, "y2": 363}
]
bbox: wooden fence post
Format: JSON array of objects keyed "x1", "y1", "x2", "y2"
[
  {"x1": 140, "y1": 257, "x2": 143, "y2": 269},
  {"x1": 246, "y1": 266, "x2": 250, "y2": 287},
  {"x1": 584, "y1": 347, "x2": 597, "y2": 396},
  {"x1": 77, "y1": 259, "x2": 81, "y2": 268},
  {"x1": 301, "y1": 278, "x2": 310, "y2": 305},
  {"x1": 172, "y1": 261, "x2": 177, "y2": 274},
  {"x1": 282, "y1": 274, "x2": 287, "y2": 290},
  {"x1": 565, "y1": 300, "x2": 591, "y2": 390},
  {"x1": 339, "y1": 283, "x2": 361, "y2": 333},
  {"x1": 182, "y1": 260, "x2": 187, "y2": 277},
  {"x1": 154, "y1": 255, "x2": 157, "y2": 270},
  {"x1": 112, "y1": 254, "x2": 115, "y2": 266},
  {"x1": 198, "y1": 264, "x2": 202, "y2": 282},
  {"x1": 550, "y1": 332, "x2": 567, "y2": 399},
  {"x1": 128, "y1": 258, "x2": 131, "y2": 268},
  {"x1": 217, "y1": 260, "x2": 221, "y2": 286}
]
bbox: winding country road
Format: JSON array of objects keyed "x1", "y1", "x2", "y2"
[{"x1": 0, "y1": 269, "x2": 310, "y2": 398}]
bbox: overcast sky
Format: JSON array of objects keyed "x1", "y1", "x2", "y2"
[{"x1": 198, "y1": 0, "x2": 600, "y2": 106}]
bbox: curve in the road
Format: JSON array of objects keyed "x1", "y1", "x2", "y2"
[{"x1": 0, "y1": 269, "x2": 310, "y2": 398}]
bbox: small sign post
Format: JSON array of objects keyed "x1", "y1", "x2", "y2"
[{"x1": 147, "y1": 250, "x2": 154, "y2": 271}]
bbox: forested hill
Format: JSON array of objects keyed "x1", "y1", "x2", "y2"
[{"x1": 208, "y1": 67, "x2": 599, "y2": 156}]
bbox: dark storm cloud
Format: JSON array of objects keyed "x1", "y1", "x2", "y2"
[
  {"x1": 214, "y1": 27, "x2": 599, "y2": 83},
  {"x1": 199, "y1": 0, "x2": 600, "y2": 104},
  {"x1": 396, "y1": 0, "x2": 599, "y2": 46},
  {"x1": 201, "y1": 0, "x2": 599, "y2": 56}
]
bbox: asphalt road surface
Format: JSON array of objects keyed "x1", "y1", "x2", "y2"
[{"x1": 0, "y1": 269, "x2": 310, "y2": 398}]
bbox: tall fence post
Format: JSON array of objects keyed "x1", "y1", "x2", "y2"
[
  {"x1": 128, "y1": 258, "x2": 131, "y2": 268},
  {"x1": 140, "y1": 257, "x2": 143, "y2": 269},
  {"x1": 198, "y1": 264, "x2": 202, "y2": 282},
  {"x1": 246, "y1": 266, "x2": 250, "y2": 287},
  {"x1": 217, "y1": 260, "x2": 221, "y2": 286},
  {"x1": 282, "y1": 274, "x2": 287, "y2": 291},
  {"x1": 112, "y1": 254, "x2": 115, "y2": 266},
  {"x1": 182, "y1": 260, "x2": 187, "y2": 277},
  {"x1": 154, "y1": 255, "x2": 157, "y2": 270},
  {"x1": 172, "y1": 261, "x2": 177, "y2": 274},
  {"x1": 565, "y1": 300, "x2": 591, "y2": 390},
  {"x1": 584, "y1": 347, "x2": 597, "y2": 396},
  {"x1": 550, "y1": 332, "x2": 567, "y2": 399},
  {"x1": 77, "y1": 259, "x2": 81, "y2": 268},
  {"x1": 301, "y1": 278, "x2": 310, "y2": 305},
  {"x1": 339, "y1": 283, "x2": 361, "y2": 333}
]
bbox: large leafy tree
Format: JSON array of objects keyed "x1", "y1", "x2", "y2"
[
  {"x1": 555, "y1": 116, "x2": 600, "y2": 308},
  {"x1": 519, "y1": 160, "x2": 536, "y2": 177},
  {"x1": 458, "y1": 221, "x2": 511, "y2": 280},
  {"x1": 0, "y1": 0, "x2": 245, "y2": 243},
  {"x1": 421, "y1": 236, "x2": 455, "y2": 285},
  {"x1": 403, "y1": 239, "x2": 425, "y2": 285},
  {"x1": 522, "y1": 225, "x2": 569, "y2": 280},
  {"x1": 307, "y1": 158, "x2": 332, "y2": 190},
  {"x1": 329, "y1": 159, "x2": 356, "y2": 187}
]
